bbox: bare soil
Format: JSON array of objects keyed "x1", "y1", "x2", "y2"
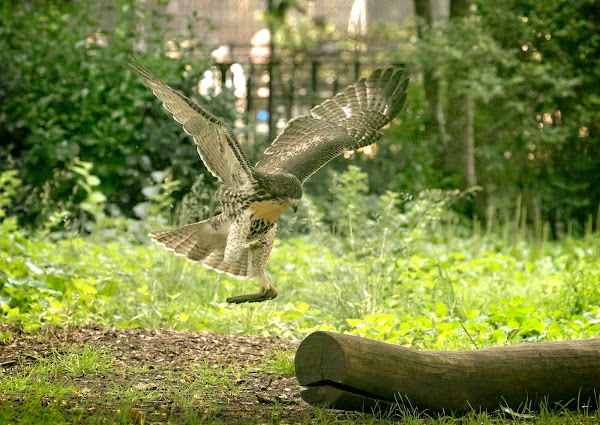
[{"x1": 0, "y1": 323, "x2": 366, "y2": 424}]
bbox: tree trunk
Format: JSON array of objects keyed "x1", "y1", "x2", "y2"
[
  {"x1": 295, "y1": 331, "x2": 600, "y2": 414},
  {"x1": 445, "y1": 0, "x2": 485, "y2": 217},
  {"x1": 446, "y1": 93, "x2": 476, "y2": 187},
  {"x1": 414, "y1": 0, "x2": 444, "y2": 139},
  {"x1": 445, "y1": 0, "x2": 475, "y2": 186}
]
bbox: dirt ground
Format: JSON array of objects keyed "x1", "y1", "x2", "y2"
[{"x1": 0, "y1": 323, "x2": 366, "y2": 424}]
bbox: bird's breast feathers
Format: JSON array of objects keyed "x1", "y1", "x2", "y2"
[{"x1": 249, "y1": 199, "x2": 290, "y2": 222}]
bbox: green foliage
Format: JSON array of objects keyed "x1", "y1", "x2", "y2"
[
  {"x1": 474, "y1": 0, "x2": 600, "y2": 231},
  {"x1": 1, "y1": 0, "x2": 597, "y2": 237},
  {"x1": 0, "y1": 0, "x2": 236, "y2": 228},
  {"x1": 0, "y1": 170, "x2": 22, "y2": 221},
  {"x1": 266, "y1": 350, "x2": 296, "y2": 377},
  {"x1": 335, "y1": 1, "x2": 599, "y2": 232},
  {"x1": 0, "y1": 329, "x2": 12, "y2": 345},
  {"x1": 2, "y1": 166, "x2": 599, "y2": 353},
  {"x1": 396, "y1": 0, "x2": 600, "y2": 231}
]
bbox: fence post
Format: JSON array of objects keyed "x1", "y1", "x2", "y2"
[
  {"x1": 245, "y1": 63, "x2": 255, "y2": 145},
  {"x1": 311, "y1": 60, "x2": 319, "y2": 107},
  {"x1": 267, "y1": 0, "x2": 276, "y2": 142}
]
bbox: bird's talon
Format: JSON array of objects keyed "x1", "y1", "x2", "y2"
[{"x1": 226, "y1": 285, "x2": 278, "y2": 304}]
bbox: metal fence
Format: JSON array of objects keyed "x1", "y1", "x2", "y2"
[{"x1": 201, "y1": 44, "x2": 402, "y2": 149}]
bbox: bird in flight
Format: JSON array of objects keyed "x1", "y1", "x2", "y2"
[{"x1": 127, "y1": 59, "x2": 408, "y2": 303}]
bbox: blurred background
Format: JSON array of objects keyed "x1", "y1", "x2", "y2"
[{"x1": 1, "y1": 0, "x2": 599, "y2": 237}]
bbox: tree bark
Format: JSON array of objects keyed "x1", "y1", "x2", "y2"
[
  {"x1": 446, "y1": 93, "x2": 476, "y2": 187},
  {"x1": 444, "y1": 0, "x2": 486, "y2": 217},
  {"x1": 295, "y1": 331, "x2": 600, "y2": 414},
  {"x1": 445, "y1": 0, "x2": 476, "y2": 188},
  {"x1": 414, "y1": 0, "x2": 444, "y2": 139}
]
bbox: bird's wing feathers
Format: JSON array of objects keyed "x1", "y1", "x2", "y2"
[
  {"x1": 255, "y1": 67, "x2": 408, "y2": 182},
  {"x1": 255, "y1": 116, "x2": 351, "y2": 183},
  {"x1": 126, "y1": 59, "x2": 254, "y2": 187}
]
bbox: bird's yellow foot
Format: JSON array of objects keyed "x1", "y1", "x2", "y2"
[{"x1": 226, "y1": 285, "x2": 278, "y2": 304}]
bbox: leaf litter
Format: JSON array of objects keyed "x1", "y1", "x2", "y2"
[{"x1": 0, "y1": 323, "x2": 343, "y2": 424}]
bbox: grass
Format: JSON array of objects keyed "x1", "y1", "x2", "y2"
[
  {"x1": 1, "y1": 347, "x2": 117, "y2": 424},
  {"x1": 1, "y1": 347, "x2": 257, "y2": 424},
  {"x1": 2, "y1": 345, "x2": 113, "y2": 392},
  {"x1": 3, "y1": 212, "x2": 599, "y2": 348},
  {"x1": 1, "y1": 167, "x2": 600, "y2": 423},
  {"x1": 265, "y1": 350, "x2": 296, "y2": 378}
]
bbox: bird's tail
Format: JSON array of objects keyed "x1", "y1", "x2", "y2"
[{"x1": 149, "y1": 216, "x2": 251, "y2": 279}]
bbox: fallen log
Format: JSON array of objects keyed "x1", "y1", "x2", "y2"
[{"x1": 295, "y1": 331, "x2": 600, "y2": 414}]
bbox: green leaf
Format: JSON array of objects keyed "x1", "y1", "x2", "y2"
[
  {"x1": 81, "y1": 284, "x2": 97, "y2": 294},
  {"x1": 435, "y1": 302, "x2": 448, "y2": 317},
  {"x1": 346, "y1": 319, "x2": 363, "y2": 327}
]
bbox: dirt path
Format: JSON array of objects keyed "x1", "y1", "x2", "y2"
[{"x1": 1, "y1": 324, "x2": 362, "y2": 424}]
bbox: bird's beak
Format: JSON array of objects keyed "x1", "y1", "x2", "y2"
[{"x1": 292, "y1": 205, "x2": 297, "y2": 213}]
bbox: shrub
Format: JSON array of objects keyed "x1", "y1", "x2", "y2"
[{"x1": 0, "y1": 0, "x2": 236, "y2": 229}]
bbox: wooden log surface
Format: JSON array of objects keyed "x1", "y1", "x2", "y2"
[{"x1": 295, "y1": 331, "x2": 600, "y2": 413}]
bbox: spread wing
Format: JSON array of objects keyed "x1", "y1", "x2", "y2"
[
  {"x1": 126, "y1": 59, "x2": 254, "y2": 187},
  {"x1": 255, "y1": 67, "x2": 409, "y2": 183}
]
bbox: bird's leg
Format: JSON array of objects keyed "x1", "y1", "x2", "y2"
[
  {"x1": 226, "y1": 272, "x2": 278, "y2": 304},
  {"x1": 227, "y1": 229, "x2": 277, "y2": 304}
]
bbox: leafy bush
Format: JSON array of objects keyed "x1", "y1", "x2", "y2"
[
  {"x1": 0, "y1": 170, "x2": 21, "y2": 221},
  {"x1": 0, "y1": 0, "x2": 236, "y2": 228},
  {"x1": 359, "y1": 0, "x2": 600, "y2": 233}
]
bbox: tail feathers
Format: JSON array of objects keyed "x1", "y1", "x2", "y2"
[
  {"x1": 149, "y1": 217, "x2": 252, "y2": 279},
  {"x1": 150, "y1": 218, "x2": 227, "y2": 265},
  {"x1": 203, "y1": 249, "x2": 250, "y2": 278}
]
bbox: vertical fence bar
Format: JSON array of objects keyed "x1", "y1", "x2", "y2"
[
  {"x1": 218, "y1": 63, "x2": 228, "y2": 88},
  {"x1": 311, "y1": 60, "x2": 319, "y2": 107},
  {"x1": 354, "y1": 60, "x2": 360, "y2": 81},
  {"x1": 287, "y1": 61, "x2": 296, "y2": 121},
  {"x1": 267, "y1": 59, "x2": 275, "y2": 143},
  {"x1": 239, "y1": 46, "x2": 380, "y2": 145},
  {"x1": 267, "y1": 0, "x2": 276, "y2": 143},
  {"x1": 245, "y1": 62, "x2": 255, "y2": 146}
]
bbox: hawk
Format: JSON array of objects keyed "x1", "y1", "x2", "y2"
[{"x1": 127, "y1": 59, "x2": 408, "y2": 303}]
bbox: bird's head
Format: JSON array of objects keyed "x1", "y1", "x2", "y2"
[
  {"x1": 287, "y1": 197, "x2": 301, "y2": 213},
  {"x1": 280, "y1": 173, "x2": 302, "y2": 213},
  {"x1": 278, "y1": 174, "x2": 302, "y2": 213},
  {"x1": 253, "y1": 170, "x2": 303, "y2": 213}
]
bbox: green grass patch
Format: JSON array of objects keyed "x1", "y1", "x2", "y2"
[{"x1": 264, "y1": 349, "x2": 296, "y2": 378}]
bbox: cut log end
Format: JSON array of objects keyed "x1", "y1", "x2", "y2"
[{"x1": 294, "y1": 330, "x2": 347, "y2": 386}]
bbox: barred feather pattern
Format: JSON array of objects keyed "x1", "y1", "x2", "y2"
[
  {"x1": 148, "y1": 212, "x2": 276, "y2": 280},
  {"x1": 149, "y1": 217, "x2": 228, "y2": 267},
  {"x1": 125, "y1": 59, "x2": 254, "y2": 188},
  {"x1": 255, "y1": 66, "x2": 408, "y2": 182},
  {"x1": 148, "y1": 218, "x2": 248, "y2": 279}
]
